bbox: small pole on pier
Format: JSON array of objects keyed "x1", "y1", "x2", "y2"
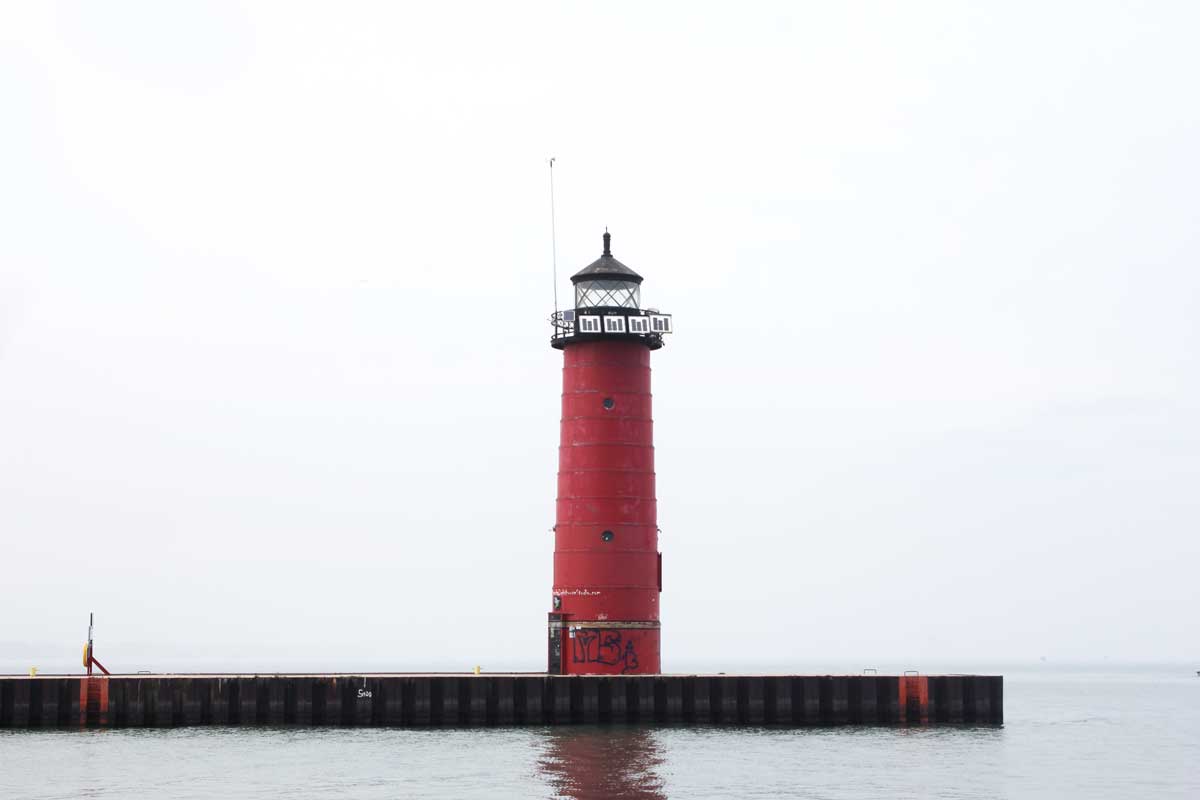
[{"x1": 83, "y1": 612, "x2": 111, "y2": 676}]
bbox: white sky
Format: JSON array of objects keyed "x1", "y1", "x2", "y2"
[{"x1": 1, "y1": 1, "x2": 1197, "y2": 673}]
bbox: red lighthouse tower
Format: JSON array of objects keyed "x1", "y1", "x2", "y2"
[{"x1": 548, "y1": 232, "x2": 673, "y2": 675}]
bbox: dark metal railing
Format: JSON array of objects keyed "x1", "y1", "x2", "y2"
[
  {"x1": 550, "y1": 310, "x2": 576, "y2": 341},
  {"x1": 549, "y1": 309, "x2": 666, "y2": 348}
]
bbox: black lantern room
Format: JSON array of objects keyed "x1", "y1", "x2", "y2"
[
  {"x1": 573, "y1": 231, "x2": 643, "y2": 310},
  {"x1": 551, "y1": 231, "x2": 673, "y2": 350}
]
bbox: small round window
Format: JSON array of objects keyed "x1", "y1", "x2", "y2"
[
  {"x1": 601, "y1": 530, "x2": 614, "y2": 542},
  {"x1": 602, "y1": 397, "x2": 615, "y2": 410}
]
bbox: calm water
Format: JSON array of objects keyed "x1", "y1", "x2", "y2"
[{"x1": 1, "y1": 668, "x2": 1195, "y2": 799}]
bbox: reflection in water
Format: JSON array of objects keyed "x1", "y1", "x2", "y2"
[{"x1": 537, "y1": 726, "x2": 666, "y2": 800}]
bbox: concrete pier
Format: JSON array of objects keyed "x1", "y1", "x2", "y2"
[{"x1": 0, "y1": 673, "x2": 1002, "y2": 728}]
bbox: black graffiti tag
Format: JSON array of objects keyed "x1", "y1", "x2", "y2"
[{"x1": 571, "y1": 629, "x2": 640, "y2": 674}]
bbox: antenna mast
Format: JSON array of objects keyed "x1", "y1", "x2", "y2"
[{"x1": 549, "y1": 157, "x2": 559, "y2": 315}]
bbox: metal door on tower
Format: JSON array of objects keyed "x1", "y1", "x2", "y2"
[{"x1": 547, "y1": 612, "x2": 564, "y2": 674}]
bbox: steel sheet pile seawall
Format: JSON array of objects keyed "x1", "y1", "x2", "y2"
[
  {"x1": 0, "y1": 674, "x2": 1003, "y2": 727},
  {"x1": 555, "y1": 340, "x2": 660, "y2": 674}
]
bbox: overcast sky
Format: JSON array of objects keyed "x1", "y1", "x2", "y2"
[{"x1": 1, "y1": 1, "x2": 1196, "y2": 674}]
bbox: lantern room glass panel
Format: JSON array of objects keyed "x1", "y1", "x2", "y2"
[{"x1": 575, "y1": 280, "x2": 641, "y2": 310}]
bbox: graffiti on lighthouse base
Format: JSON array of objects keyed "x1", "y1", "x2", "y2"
[{"x1": 571, "y1": 629, "x2": 640, "y2": 674}]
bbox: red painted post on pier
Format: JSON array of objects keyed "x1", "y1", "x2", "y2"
[
  {"x1": 548, "y1": 232, "x2": 673, "y2": 675},
  {"x1": 83, "y1": 613, "x2": 110, "y2": 677}
]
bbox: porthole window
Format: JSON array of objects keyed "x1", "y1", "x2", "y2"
[
  {"x1": 601, "y1": 530, "x2": 614, "y2": 542},
  {"x1": 602, "y1": 397, "x2": 615, "y2": 410}
]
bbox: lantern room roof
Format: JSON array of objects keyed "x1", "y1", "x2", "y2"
[{"x1": 570, "y1": 231, "x2": 644, "y2": 284}]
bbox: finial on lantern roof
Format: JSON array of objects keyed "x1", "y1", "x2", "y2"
[{"x1": 570, "y1": 229, "x2": 643, "y2": 284}]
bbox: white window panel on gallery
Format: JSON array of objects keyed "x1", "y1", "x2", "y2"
[
  {"x1": 603, "y1": 316, "x2": 627, "y2": 334},
  {"x1": 578, "y1": 316, "x2": 602, "y2": 334}
]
